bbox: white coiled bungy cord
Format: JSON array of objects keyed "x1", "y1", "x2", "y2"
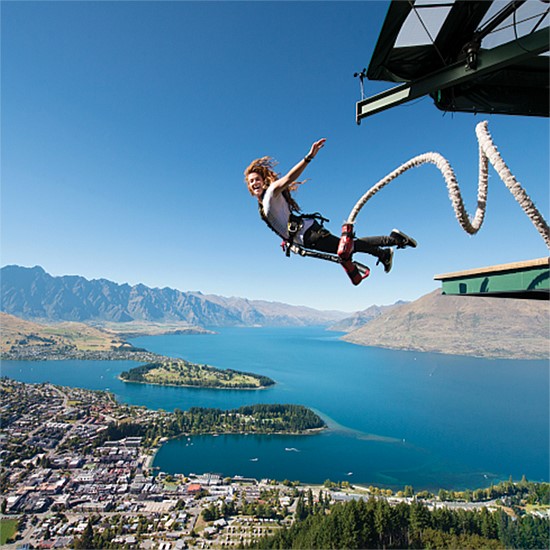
[{"x1": 346, "y1": 121, "x2": 550, "y2": 249}]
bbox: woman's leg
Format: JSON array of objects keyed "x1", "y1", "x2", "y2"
[
  {"x1": 355, "y1": 229, "x2": 417, "y2": 254},
  {"x1": 304, "y1": 224, "x2": 391, "y2": 259},
  {"x1": 354, "y1": 235, "x2": 393, "y2": 255},
  {"x1": 303, "y1": 223, "x2": 341, "y2": 254},
  {"x1": 304, "y1": 223, "x2": 394, "y2": 272},
  {"x1": 304, "y1": 224, "x2": 414, "y2": 270}
]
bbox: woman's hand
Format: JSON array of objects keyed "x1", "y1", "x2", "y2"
[
  {"x1": 307, "y1": 138, "x2": 326, "y2": 160},
  {"x1": 272, "y1": 138, "x2": 327, "y2": 194}
]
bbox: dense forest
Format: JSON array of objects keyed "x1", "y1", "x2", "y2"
[
  {"x1": 119, "y1": 360, "x2": 275, "y2": 389},
  {"x1": 247, "y1": 493, "x2": 549, "y2": 549},
  {"x1": 104, "y1": 403, "x2": 326, "y2": 446}
]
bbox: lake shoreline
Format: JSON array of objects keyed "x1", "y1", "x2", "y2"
[
  {"x1": 118, "y1": 375, "x2": 273, "y2": 391},
  {"x1": 0, "y1": 348, "x2": 165, "y2": 362}
]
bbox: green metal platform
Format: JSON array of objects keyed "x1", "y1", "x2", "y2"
[{"x1": 434, "y1": 257, "x2": 549, "y2": 300}]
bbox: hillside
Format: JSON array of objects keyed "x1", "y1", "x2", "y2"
[
  {"x1": 0, "y1": 312, "x2": 129, "y2": 354},
  {"x1": 342, "y1": 289, "x2": 550, "y2": 359},
  {"x1": 329, "y1": 301, "x2": 408, "y2": 332},
  {"x1": 0, "y1": 265, "x2": 347, "y2": 327}
]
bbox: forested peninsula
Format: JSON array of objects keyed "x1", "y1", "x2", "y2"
[
  {"x1": 119, "y1": 359, "x2": 275, "y2": 390},
  {"x1": 106, "y1": 404, "x2": 326, "y2": 442}
]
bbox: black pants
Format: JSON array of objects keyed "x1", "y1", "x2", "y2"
[{"x1": 303, "y1": 221, "x2": 395, "y2": 260}]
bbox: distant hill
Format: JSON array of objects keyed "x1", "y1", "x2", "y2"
[
  {"x1": 329, "y1": 300, "x2": 409, "y2": 332},
  {"x1": 0, "y1": 312, "x2": 127, "y2": 354},
  {"x1": 0, "y1": 265, "x2": 347, "y2": 327},
  {"x1": 342, "y1": 289, "x2": 550, "y2": 359}
]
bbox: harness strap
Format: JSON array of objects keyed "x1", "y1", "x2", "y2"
[
  {"x1": 286, "y1": 214, "x2": 303, "y2": 256},
  {"x1": 337, "y1": 223, "x2": 355, "y2": 261},
  {"x1": 301, "y1": 212, "x2": 330, "y2": 224},
  {"x1": 258, "y1": 202, "x2": 330, "y2": 257},
  {"x1": 288, "y1": 243, "x2": 370, "y2": 286}
]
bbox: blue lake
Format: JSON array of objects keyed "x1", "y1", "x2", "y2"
[{"x1": 2, "y1": 326, "x2": 548, "y2": 490}]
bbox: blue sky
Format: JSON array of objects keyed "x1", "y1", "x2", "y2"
[{"x1": 2, "y1": 1, "x2": 548, "y2": 313}]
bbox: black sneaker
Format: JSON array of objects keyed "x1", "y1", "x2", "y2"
[
  {"x1": 390, "y1": 229, "x2": 417, "y2": 249},
  {"x1": 376, "y1": 248, "x2": 393, "y2": 273}
]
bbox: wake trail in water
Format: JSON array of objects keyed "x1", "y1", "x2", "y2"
[{"x1": 314, "y1": 408, "x2": 414, "y2": 446}]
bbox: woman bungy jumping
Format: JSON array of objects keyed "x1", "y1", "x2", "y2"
[{"x1": 244, "y1": 138, "x2": 417, "y2": 283}]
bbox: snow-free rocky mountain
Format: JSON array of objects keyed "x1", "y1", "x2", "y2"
[
  {"x1": 341, "y1": 289, "x2": 549, "y2": 360},
  {"x1": 328, "y1": 301, "x2": 409, "y2": 332},
  {"x1": 0, "y1": 265, "x2": 347, "y2": 327}
]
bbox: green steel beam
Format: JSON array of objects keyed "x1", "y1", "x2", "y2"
[
  {"x1": 356, "y1": 27, "x2": 549, "y2": 123},
  {"x1": 434, "y1": 258, "x2": 550, "y2": 300}
]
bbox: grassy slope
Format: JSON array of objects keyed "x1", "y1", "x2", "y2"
[
  {"x1": 0, "y1": 518, "x2": 18, "y2": 545},
  {"x1": 0, "y1": 312, "x2": 127, "y2": 353}
]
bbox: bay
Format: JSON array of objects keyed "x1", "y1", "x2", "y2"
[{"x1": 2, "y1": 326, "x2": 548, "y2": 491}]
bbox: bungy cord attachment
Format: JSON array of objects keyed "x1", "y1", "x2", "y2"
[{"x1": 339, "y1": 121, "x2": 550, "y2": 252}]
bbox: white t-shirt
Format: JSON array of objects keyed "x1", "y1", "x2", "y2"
[{"x1": 262, "y1": 187, "x2": 313, "y2": 246}]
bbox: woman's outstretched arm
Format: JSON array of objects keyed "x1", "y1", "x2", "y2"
[{"x1": 271, "y1": 138, "x2": 326, "y2": 194}]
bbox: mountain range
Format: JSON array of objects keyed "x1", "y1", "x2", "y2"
[
  {"x1": 2, "y1": 265, "x2": 548, "y2": 360},
  {"x1": 0, "y1": 265, "x2": 346, "y2": 327}
]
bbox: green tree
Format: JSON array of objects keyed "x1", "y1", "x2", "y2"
[
  {"x1": 374, "y1": 499, "x2": 392, "y2": 547},
  {"x1": 409, "y1": 500, "x2": 431, "y2": 546},
  {"x1": 340, "y1": 499, "x2": 362, "y2": 549},
  {"x1": 73, "y1": 520, "x2": 94, "y2": 549},
  {"x1": 479, "y1": 507, "x2": 498, "y2": 540},
  {"x1": 307, "y1": 488, "x2": 314, "y2": 509},
  {"x1": 295, "y1": 494, "x2": 307, "y2": 521}
]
